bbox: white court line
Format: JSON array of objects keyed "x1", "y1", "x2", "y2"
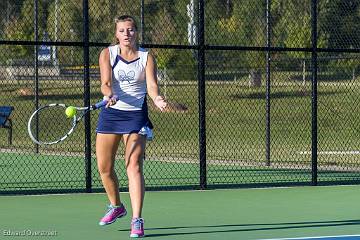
[
  {"x1": 259, "y1": 234, "x2": 360, "y2": 240},
  {"x1": 298, "y1": 151, "x2": 360, "y2": 155}
]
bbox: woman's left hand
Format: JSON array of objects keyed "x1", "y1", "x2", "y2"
[
  {"x1": 104, "y1": 95, "x2": 118, "y2": 108},
  {"x1": 154, "y1": 95, "x2": 167, "y2": 112}
]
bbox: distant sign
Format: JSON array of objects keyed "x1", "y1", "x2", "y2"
[
  {"x1": 38, "y1": 44, "x2": 51, "y2": 61},
  {"x1": 38, "y1": 31, "x2": 51, "y2": 61}
]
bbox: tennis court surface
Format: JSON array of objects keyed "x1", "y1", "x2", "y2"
[
  {"x1": 1, "y1": 185, "x2": 360, "y2": 239},
  {"x1": 262, "y1": 236, "x2": 360, "y2": 240}
]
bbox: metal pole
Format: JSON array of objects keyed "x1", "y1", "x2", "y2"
[
  {"x1": 140, "y1": 0, "x2": 145, "y2": 44},
  {"x1": 52, "y1": 0, "x2": 58, "y2": 66},
  {"x1": 34, "y1": 0, "x2": 39, "y2": 154},
  {"x1": 6, "y1": 0, "x2": 10, "y2": 22},
  {"x1": 198, "y1": 0, "x2": 206, "y2": 189},
  {"x1": 265, "y1": 0, "x2": 271, "y2": 166},
  {"x1": 83, "y1": 0, "x2": 92, "y2": 192},
  {"x1": 140, "y1": 0, "x2": 145, "y2": 163},
  {"x1": 311, "y1": 0, "x2": 318, "y2": 185}
]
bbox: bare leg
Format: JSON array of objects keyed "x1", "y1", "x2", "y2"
[
  {"x1": 123, "y1": 133, "x2": 146, "y2": 218},
  {"x1": 96, "y1": 133, "x2": 123, "y2": 206}
]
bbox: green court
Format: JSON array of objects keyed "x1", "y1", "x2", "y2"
[{"x1": 1, "y1": 185, "x2": 360, "y2": 240}]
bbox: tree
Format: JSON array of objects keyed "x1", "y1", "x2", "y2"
[
  {"x1": 320, "y1": 0, "x2": 360, "y2": 49},
  {"x1": 0, "y1": 0, "x2": 26, "y2": 38},
  {"x1": 271, "y1": 0, "x2": 329, "y2": 77},
  {"x1": 3, "y1": 0, "x2": 48, "y2": 63},
  {"x1": 47, "y1": 0, "x2": 82, "y2": 66}
]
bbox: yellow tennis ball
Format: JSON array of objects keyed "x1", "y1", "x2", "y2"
[{"x1": 65, "y1": 106, "x2": 76, "y2": 118}]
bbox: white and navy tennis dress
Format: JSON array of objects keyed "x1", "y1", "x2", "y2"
[{"x1": 96, "y1": 45, "x2": 153, "y2": 138}]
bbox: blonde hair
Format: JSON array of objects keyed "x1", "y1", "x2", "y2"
[{"x1": 112, "y1": 15, "x2": 138, "y2": 45}]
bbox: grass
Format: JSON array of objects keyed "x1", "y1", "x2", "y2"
[{"x1": 1, "y1": 71, "x2": 360, "y2": 191}]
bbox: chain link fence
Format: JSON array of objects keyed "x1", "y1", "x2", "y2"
[{"x1": 0, "y1": 0, "x2": 359, "y2": 194}]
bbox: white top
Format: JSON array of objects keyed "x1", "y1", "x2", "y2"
[{"x1": 108, "y1": 45, "x2": 148, "y2": 111}]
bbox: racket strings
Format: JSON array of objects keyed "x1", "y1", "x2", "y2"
[{"x1": 29, "y1": 105, "x2": 74, "y2": 144}]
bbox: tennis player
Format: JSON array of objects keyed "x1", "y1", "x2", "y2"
[{"x1": 96, "y1": 15, "x2": 166, "y2": 238}]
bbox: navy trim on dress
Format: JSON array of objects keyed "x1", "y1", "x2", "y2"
[
  {"x1": 117, "y1": 55, "x2": 140, "y2": 64},
  {"x1": 112, "y1": 56, "x2": 120, "y2": 70},
  {"x1": 112, "y1": 55, "x2": 140, "y2": 70}
]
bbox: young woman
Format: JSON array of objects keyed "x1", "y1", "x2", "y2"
[{"x1": 96, "y1": 15, "x2": 166, "y2": 238}]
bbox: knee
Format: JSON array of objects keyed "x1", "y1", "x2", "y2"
[
  {"x1": 97, "y1": 162, "x2": 113, "y2": 177},
  {"x1": 126, "y1": 157, "x2": 142, "y2": 175}
]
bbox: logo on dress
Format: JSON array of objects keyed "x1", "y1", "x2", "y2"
[{"x1": 119, "y1": 70, "x2": 135, "y2": 83}]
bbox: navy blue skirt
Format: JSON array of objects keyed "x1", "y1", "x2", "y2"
[{"x1": 96, "y1": 107, "x2": 153, "y2": 135}]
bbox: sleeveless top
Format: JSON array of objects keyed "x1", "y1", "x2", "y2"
[{"x1": 108, "y1": 45, "x2": 148, "y2": 111}]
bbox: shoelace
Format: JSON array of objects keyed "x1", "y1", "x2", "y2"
[
  {"x1": 104, "y1": 206, "x2": 114, "y2": 216},
  {"x1": 104, "y1": 205, "x2": 121, "y2": 217},
  {"x1": 132, "y1": 219, "x2": 144, "y2": 230}
]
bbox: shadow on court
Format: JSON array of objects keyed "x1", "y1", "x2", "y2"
[{"x1": 116, "y1": 219, "x2": 360, "y2": 238}]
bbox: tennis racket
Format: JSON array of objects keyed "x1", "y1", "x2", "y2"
[{"x1": 28, "y1": 99, "x2": 111, "y2": 145}]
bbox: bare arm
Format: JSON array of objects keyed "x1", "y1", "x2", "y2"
[
  {"x1": 146, "y1": 53, "x2": 167, "y2": 111},
  {"x1": 99, "y1": 48, "x2": 116, "y2": 106}
]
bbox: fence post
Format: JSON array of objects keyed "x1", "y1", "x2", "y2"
[
  {"x1": 33, "y1": 0, "x2": 39, "y2": 154},
  {"x1": 265, "y1": 0, "x2": 272, "y2": 166},
  {"x1": 83, "y1": 0, "x2": 92, "y2": 193},
  {"x1": 140, "y1": 0, "x2": 145, "y2": 44},
  {"x1": 311, "y1": 0, "x2": 318, "y2": 186},
  {"x1": 198, "y1": 0, "x2": 206, "y2": 190}
]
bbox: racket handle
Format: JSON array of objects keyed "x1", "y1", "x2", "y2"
[
  {"x1": 93, "y1": 96, "x2": 119, "y2": 109},
  {"x1": 93, "y1": 100, "x2": 108, "y2": 109}
]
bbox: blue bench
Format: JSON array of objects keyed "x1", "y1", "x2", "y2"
[{"x1": 0, "y1": 106, "x2": 14, "y2": 145}]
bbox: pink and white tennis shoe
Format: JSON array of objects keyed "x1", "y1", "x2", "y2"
[
  {"x1": 99, "y1": 204, "x2": 127, "y2": 226},
  {"x1": 130, "y1": 218, "x2": 145, "y2": 238}
]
